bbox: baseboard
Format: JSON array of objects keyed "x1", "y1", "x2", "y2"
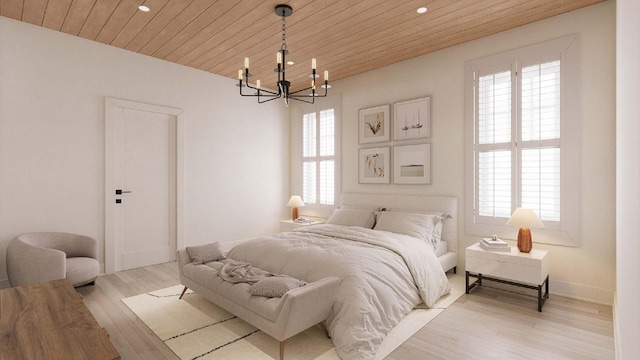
[
  {"x1": 613, "y1": 291, "x2": 620, "y2": 360},
  {"x1": 550, "y1": 278, "x2": 613, "y2": 305}
]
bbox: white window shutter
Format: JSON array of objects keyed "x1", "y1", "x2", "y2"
[{"x1": 302, "y1": 105, "x2": 337, "y2": 207}]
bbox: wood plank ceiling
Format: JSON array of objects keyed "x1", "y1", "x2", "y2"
[{"x1": 1, "y1": 0, "x2": 605, "y2": 93}]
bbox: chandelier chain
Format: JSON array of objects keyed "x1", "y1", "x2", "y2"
[{"x1": 281, "y1": 15, "x2": 287, "y2": 51}]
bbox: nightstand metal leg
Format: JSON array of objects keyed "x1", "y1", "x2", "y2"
[
  {"x1": 538, "y1": 286, "x2": 542, "y2": 312},
  {"x1": 465, "y1": 271, "x2": 469, "y2": 294},
  {"x1": 545, "y1": 275, "x2": 550, "y2": 297},
  {"x1": 537, "y1": 275, "x2": 550, "y2": 312},
  {"x1": 465, "y1": 271, "x2": 483, "y2": 294}
]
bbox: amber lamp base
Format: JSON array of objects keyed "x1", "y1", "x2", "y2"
[
  {"x1": 291, "y1": 206, "x2": 299, "y2": 220},
  {"x1": 517, "y1": 227, "x2": 532, "y2": 253}
]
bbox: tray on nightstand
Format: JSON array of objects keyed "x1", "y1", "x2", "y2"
[{"x1": 280, "y1": 219, "x2": 324, "y2": 232}]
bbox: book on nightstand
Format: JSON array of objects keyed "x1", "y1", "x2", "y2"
[
  {"x1": 294, "y1": 218, "x2": 315, "y2": 224},
  {"x1": 480, "y1": 238, "x2": 511, "y2": 252}
]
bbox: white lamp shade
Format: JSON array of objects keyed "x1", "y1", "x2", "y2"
[
  {"x1": 506, "y1": 208, "x2": 544, "y2": 228},
  {"x1": 287, "y1": 195, "x2": 305, "y2": 207}
]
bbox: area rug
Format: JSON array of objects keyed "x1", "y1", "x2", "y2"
[{"x1": 122, "y1": 273, "x2": 465, "y2": 360}]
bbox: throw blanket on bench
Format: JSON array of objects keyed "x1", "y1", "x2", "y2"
[{"x1": 219, "y1": 260, "x2": 270, "y2": 284}]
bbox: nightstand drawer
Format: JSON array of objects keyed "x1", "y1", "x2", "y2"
[{"x1": 466, "y1": 243, "x2": 549, "y2": 285}]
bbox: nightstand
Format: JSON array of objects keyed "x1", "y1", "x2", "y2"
[
  {"x1": 279, "y1": 219, "x2": 324, "y2": 232},
  {"x1": 465, "y1": 243, "x2": 550, "y2": 311}
]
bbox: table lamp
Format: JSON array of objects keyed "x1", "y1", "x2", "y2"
[
  {"x1": 287, "y1": 195, "x2": 305, "y2": 220},
  {"x1": 506, "y1": 208, "x2": 544, "y2": 253}
]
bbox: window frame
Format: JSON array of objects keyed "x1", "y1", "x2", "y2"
[
  {"x1": 291, "y1": 96, "x2": 341, "y2": 218},
  {"x1": 464, "y1": 35, "x2": 580, "y2": 247}
]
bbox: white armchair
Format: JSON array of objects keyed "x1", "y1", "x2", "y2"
[{"x1": 6, "y1": 232, "x2": 100, "y2": 287}]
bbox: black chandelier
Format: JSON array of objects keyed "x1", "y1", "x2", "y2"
[{"x1": 237, "y1": 4, "x2": 330, "y2": 106}]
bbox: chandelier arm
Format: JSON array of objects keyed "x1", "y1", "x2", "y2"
[
  {"x1": 288, "y1": 96, "x2": 316, "y2": 105},
  {"x1": 240, "y1": 92, "x2": 281, "y2": 98},
  {"x1": 315, "y1": 85, "x2": 330, "y2": 97},
  {"x1": 243, "y1": 81, "x2": 280, "y2": 96},
  {"x1": 240, "y1": 83, "x2": 280, "y2": 98},
  {"x1": 288, "y1": 86, "x2": 313, "y2": 95},
  {"x1": 258, "y1": 95, "x2": 283, "y2": 104},
  {"x1": 288, "y1": 85, "x2": 328, "y2": 98}
]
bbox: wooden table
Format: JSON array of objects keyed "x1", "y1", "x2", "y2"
[{"x1": 0, "y1": 279, "x2": 120, "y2": 360}]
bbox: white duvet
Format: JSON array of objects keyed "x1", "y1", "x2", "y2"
[{"x1": 227, "y1": 224, "x2": 450, "y2": 360}]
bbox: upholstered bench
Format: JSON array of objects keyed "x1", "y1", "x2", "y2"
[{"x1": 177, "y1": 248, "x2": 339, "y2": 360}]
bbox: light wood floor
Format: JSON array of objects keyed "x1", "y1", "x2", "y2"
[{"x1": 78, "y1": 262, "x2": 614, "y2": 360}]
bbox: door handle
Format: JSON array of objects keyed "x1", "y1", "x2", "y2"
[{"x1": 115, "y1": 189, "x2": 132, "y2": 195}]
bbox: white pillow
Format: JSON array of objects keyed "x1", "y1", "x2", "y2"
[
  {"x1": 374, "y1": 211, "x2": 443, "y2": 248},
  {"x1": 389, "y1": 208, "x2": 449, "y2": 219},
  {"x1": 326, "y1": 209, "x2": 376, "y2": 229},
  {"x1": 185, "y1": 242, "x2": 226, "y2": 265},
  {"x1": 389, "y1": 209, "x2": 447, "y2": 246},
  {"x1": 340, "y1": 204, "x2": 387, "y2": 211},
  {"x1": 432, "y1": 219, "x2": 444, "y2": 244}
]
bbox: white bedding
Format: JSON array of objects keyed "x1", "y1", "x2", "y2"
[{"x1": 227, "y1": 224, "x2": 450, "y2": 360}]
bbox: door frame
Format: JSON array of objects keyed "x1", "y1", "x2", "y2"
[{"x1": 104, "y1": 97, "x2": 184, "y2": 274}]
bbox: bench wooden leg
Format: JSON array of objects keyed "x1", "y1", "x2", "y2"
[
  {"x1": 280, "y1": 340, "x2": 285, "y2": 360},
  {"x1": 178, "y1": 286, "x2": 188, "y2": 300}
]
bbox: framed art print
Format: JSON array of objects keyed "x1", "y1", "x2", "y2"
[
  {"x1": 393, "y1": 97, "x2": 431, "y2": 140},
  {"x1": 359, "y1": 147, "x2": 390, "y2": 184},
  {"x1": 359, "y1": 105, "x2": 390, "y2": 144},
  {"x1": 393, "y1": 144, "x2": 431, "y2": 184}
]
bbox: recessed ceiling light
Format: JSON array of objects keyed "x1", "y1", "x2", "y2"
[
  {"x1": 138, "y1": 5, "x2": 150, "y2": 12},
  {"x1": 417, "y1": 7, "x2": 427, "y2": 14},
  {"x1": 287, "y1": 61, "x2": 294, "y2": 65}
]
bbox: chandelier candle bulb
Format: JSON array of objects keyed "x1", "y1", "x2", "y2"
[
  {"x1": 256, "y1": 80, "x2": 261, "y2": 89},
  {"x1": 238, "y1": 70, "x2": 243, "y2": 80},
  {"x1": 312, "y1": 58, "x2": 317, "y2": 70},
  {"x1": 244, "y1": 57, "x2": 249, "y2": 70},
  {"x1": 277, "y1": 52, "x2": 282, "y2": 64},
  {"x1": 324, "y1": 70, "x2": 329, "y2": 81}
]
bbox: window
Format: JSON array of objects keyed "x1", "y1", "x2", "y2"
[
  {"x1": 295, "y1": 96, "x2": 341, "y2": 215},
  {"x1": 465, "y1": 36, "x2": 580, "y2": 246}
]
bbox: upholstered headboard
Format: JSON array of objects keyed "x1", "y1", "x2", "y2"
[{"x1": 340, "y1": 193, "x2": 458, "y2": 254}]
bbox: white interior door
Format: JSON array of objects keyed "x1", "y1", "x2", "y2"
[{"x1": 105, "y1": 98, "x2": 184, "y2": 273}]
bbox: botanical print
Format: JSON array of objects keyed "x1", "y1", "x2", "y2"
[
  {"x1": 359, "y1": 147, "x2": 390, "y2": 184},
  {"x1": 359, "y1": 105, "x2": 390, "y2": 144},
  {"x1": 399, "y1": 108, "x2": 424, "y2": 133},
  {"x1": 363, "y1": 112, "x2": 384, "y2": 138},
  {"x1": 364, "y1": 152, "x2": 385, "y2": 177},
  {"x1": 394, "y1": 97, "x2": 431, "y2": 140}
]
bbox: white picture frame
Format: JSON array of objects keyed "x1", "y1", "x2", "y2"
[
  {"x1": 359, "y1": 105, "x2": 390, "y2": 144},
  {"x1": 359, "y1": 147, "x2": 390, "y2": 184},
  {"x1": 393, "y1": 97, "x2": 431, "y2": 140},
  {"x1": 393, "y1": 144, "x2": 431, "y2": 184}
]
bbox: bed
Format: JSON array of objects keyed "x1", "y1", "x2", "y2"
[{"x1": 227, "y1": 193, "x2": 457, "y2": 360}]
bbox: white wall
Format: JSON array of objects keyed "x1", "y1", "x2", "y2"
[
  {"x1": 615, "y1": 0, "x2": 640, "y2": 357},
  {"x1": 0, "y1": 17, "x2": 289, "y2": 282},
  {"x1": 327, "y1": 1, "x2": 616, "y2": 303}
]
